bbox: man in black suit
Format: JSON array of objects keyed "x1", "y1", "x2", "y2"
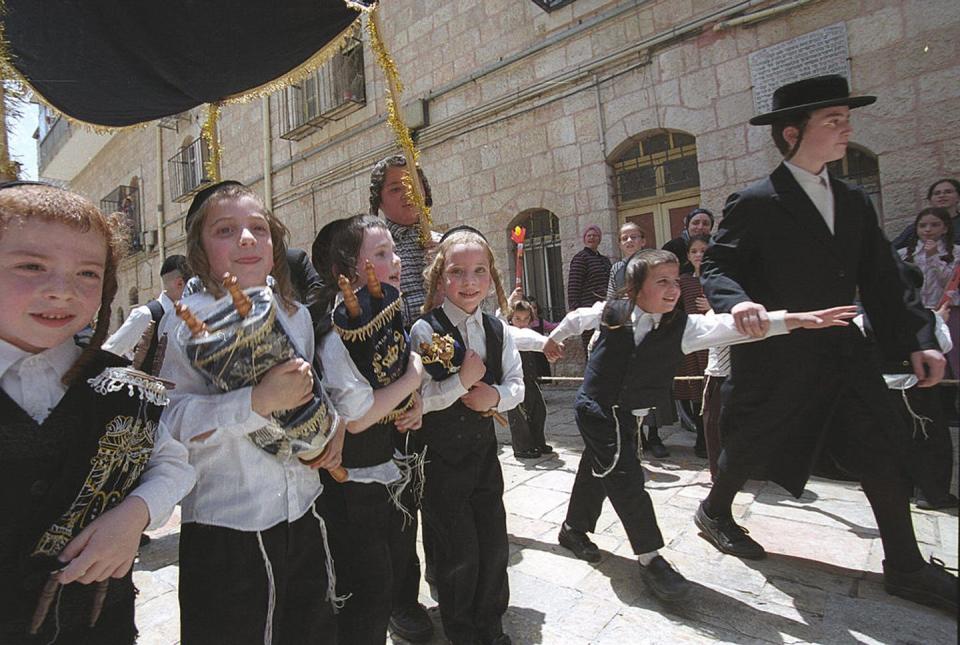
[{"x1": 696, "y1": 75, "x2": 956, "y2": 612}]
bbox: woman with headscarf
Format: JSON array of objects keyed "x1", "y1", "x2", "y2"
[{"x1": 662, "y1": 207, "x2": 714, "y2": 273}]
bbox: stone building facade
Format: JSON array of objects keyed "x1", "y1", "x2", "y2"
[{"x1": 40, "y1": 0, "x2": 959, "y2": 344}]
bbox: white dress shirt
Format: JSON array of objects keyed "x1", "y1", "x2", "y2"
[
  {"x1": 410, "y1": 301, "x2": 526, "y2": 415},
  {"x1": 316, "y1": 331, "x2": 376, "y2": 422},
  {"x1": 784, "y1": 160, "x2": 835, "y2": 234},
  {"x1": 852, "y1": 313, "x2": 954, "y2": 390},
  {"x1": 102, "y1": 292, "x2": 176, "y2": 358},
  {"x1": 0, "y1": 337, "x2": 195, "y2": 531},
  {"x1": 159, "y1": 291, "x2": 322, "y2": 531},
  {"x1": 548, "y1": 301, "x2": 789, "y2": 354}
]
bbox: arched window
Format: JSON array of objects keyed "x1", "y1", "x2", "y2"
[
  {"x1": 827, "y1": 144, "x2": 882, "y2": 212},
  {"x1": 507, "y1": 209, "x2": 565, "y2": 322},
  {"x1": 609, "y1": 130, "x2": 701, "y2": 248},
  {"x1": 128, "y1": 286, "x2": 139, "y2": 306},
  {"x1": 611, "y1": 130, "x2": 699, "y2": 204}
]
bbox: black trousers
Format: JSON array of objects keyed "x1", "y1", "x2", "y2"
[
  {"x1": 318, "y1": 476, "x2": 393, "y2": 645},
  {"x1": 707, "y1": 385, "x2": 923, "y2": 571},
  {"x1": 388, "y1": 462, "x2": 424, "y2": 612},
  {"x1": 421, "y1": 438, "x2": 508, "y2": 645},
  {"x1": 564, "y1": 393, "x2": 665, "y2": 554},
  {"x1": 507, "y1": 377, "x2": 547, "y2": 453},
  {"x1": 4, "y1": 592, "x2": 136, "y2": 645},
  {"x1": 702, "y1": 375, "x2": 726, "y2": 478},
  {"x1": 897, "y1": 387, "x2": 955, "y2": 502},
  {"x1": 178, "y1": 508, "x2": 337, "y2": 645}
]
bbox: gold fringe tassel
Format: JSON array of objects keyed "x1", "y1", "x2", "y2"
[
  {"x1": 221, "y1": 20, "x2": 363, "y2": 105},
  {"x1": 366, "y1": 6, "x2": 434, "y2": 247},
  {"x1": 201, "y1": 101, "x2": 222, "y2": 182}
]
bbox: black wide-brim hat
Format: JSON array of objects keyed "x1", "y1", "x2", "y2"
[{"x1": 749, "y1": 75, "x2": 876, "y2": 126}]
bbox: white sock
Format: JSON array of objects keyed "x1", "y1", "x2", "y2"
[{"x1": 637, "y1": 550, "x2": 659, "y2": 566}]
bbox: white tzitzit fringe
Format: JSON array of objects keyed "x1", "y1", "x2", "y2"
[
  {"x1": 311, "y1": 506, "x2": 350, "y2": 612},
  {"x1": 87, "y1": 367, "x2": 169, "y2": 406},
  {"x1": 388, "y1": 449, "x2": 419, "y2": 528},
  {"x1": 255, "y1": 531, "x2": 276, "y2": 645},
  {"x1": 900, "y1": 389, "x2": 932, "y2": 439},
  {"x1": 408, "y1": 434, "x2": 427, "y2": 507},
  {"x1": 42, "y1": 584, "x2": 65, "y2": 645},
  {"x1": 593, "y1": 404, "x2": 623, "y2": 479}
]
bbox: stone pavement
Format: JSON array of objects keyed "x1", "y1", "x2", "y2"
[{"x1": 133, "y1": 386, "x2": 959, "y2": 644}]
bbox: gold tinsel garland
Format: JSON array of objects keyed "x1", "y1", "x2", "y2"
[
  {"x1": 201, "y1": 101, "x2": 222, "y2": 183},
  {"x1": 365, "y1": 6, "x2": 433, "y2": 247}
]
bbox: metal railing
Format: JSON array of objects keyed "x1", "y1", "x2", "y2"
[
  {"x1": 168, "y1": 137, "x2": 211, "y2": 202},
  {"x1": 279, "y1": 43, "x2": 366, "y2": 140},
  {"x1": 101, "y1": 185, "x2": 142, "y2": 252}
]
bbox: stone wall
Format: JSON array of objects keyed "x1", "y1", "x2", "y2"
[{"x1": 58, "y1": 0, "x2": 960, "y2": 346}]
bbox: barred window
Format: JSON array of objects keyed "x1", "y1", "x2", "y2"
[{"x1": 508, "y1": 209, "x2": 566, "y2": 322}]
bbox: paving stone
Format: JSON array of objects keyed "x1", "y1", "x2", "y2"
[{"x1": 133, "y1": 387, "x2": 958, "y2": 643}]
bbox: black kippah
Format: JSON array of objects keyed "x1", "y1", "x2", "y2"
[
  {"x1": 0, "y1": 179, "x2": 55, "y2": 191},
  {"x1": 439, "y1": 224, "x2": 487, "y2": 244},
  {"x1": 184, "y1": 180, "x2": 245, "y2": 232},
  {"x1": 160, "y1": 254, "x2": 188, "y2": 277}
]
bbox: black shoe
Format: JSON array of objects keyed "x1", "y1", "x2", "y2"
[
  {"x1": 694, "y1": 502, "x2": 765, "y2": 559},
  {"x1": 638, "y1": 556, "x2": 691, "y2": 602},
  {"x1": 558, "y1": 525, "x2": 601, "y2": 563},
  {"x1": 647, "y1": 442, "x2": 670, "y2": 459},
  {"x1": 884, "y1": 557, "x2": 958, "y2": 613},
  {"x1": 539, "y1": 443, "x2": 554, "y2": 454},
  {"x1": 488, "y1": 635, "x2": 512, "y2": 645},
  {"x1": 389, "y1": 603, "x2": 434, "y2": 643},
  {"x1": 915, "y1": 493, "x2": 959, "y2": 511},
  {"x1": 514, "y1": 448, "x2": 541, "y2": 459}
]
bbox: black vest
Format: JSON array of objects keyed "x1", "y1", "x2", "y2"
[
  {"x1": 581, "y1": 300, "x2": 687, "y2": 411},
  {"x1": 140, "y1": 298, "x2": 167, "y2": 375},
  {"x1": 419, "y1": 308, "x2": 504, "y2": 463},
  {"x1": 341, "y1": 420, "x2": 395, "y2": 469},
  {"x1": 0, "y1": 350, "x2": 161, "y2": 639}
]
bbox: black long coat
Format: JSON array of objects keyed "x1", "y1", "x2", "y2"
[{"x1": 701, "y1": 163, "x2": 935, "y2": 496}]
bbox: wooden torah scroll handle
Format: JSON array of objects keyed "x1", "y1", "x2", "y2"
[
  {"x1": 175, "y1": 303, "x2": 208, "y2": 337},
  {"x1": 29, "y1": 573, "x2": 60, "y2": 634},
  {"x1": 364, "y1": 260, "x2": 383, "y2": 299},
  {"x1": 222, "y1": 272, "x2": 253, "y2": 317},
  {"x1": 338, "y1": 275, "x2": 361, "y2": 319},
  {"x1": 482, "y1": 409, "x2": 509, "y2": 426}
]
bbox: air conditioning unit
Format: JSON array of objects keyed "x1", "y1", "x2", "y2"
[{"x1": 142, "y1": 229, "x2": 158, "y2": 249}]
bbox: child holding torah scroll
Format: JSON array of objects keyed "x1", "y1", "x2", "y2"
[
  {"x1": 310, "y1": 214, "x2": 425, "y2": 644},
  {"x1": 159, "y1": 182, "x2": 342, "y2": 645}
]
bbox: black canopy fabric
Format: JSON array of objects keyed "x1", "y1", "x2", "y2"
[{"x1": 3, "y1": 0, "x2": 372, "y2": 127}]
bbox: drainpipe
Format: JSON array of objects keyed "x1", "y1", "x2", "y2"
[
  {"x1": 713, "y1": 0, "x2": 819, "y2": 31},
  {"x1": 262, "y1": 96, "x2": 273, "y2": 210},
  {"x1": 593, "y1": 75, "x2": 618, "y2": 247},
  {"x1": 155, "y1": 124, "x2": 166, "y2": 261}
]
